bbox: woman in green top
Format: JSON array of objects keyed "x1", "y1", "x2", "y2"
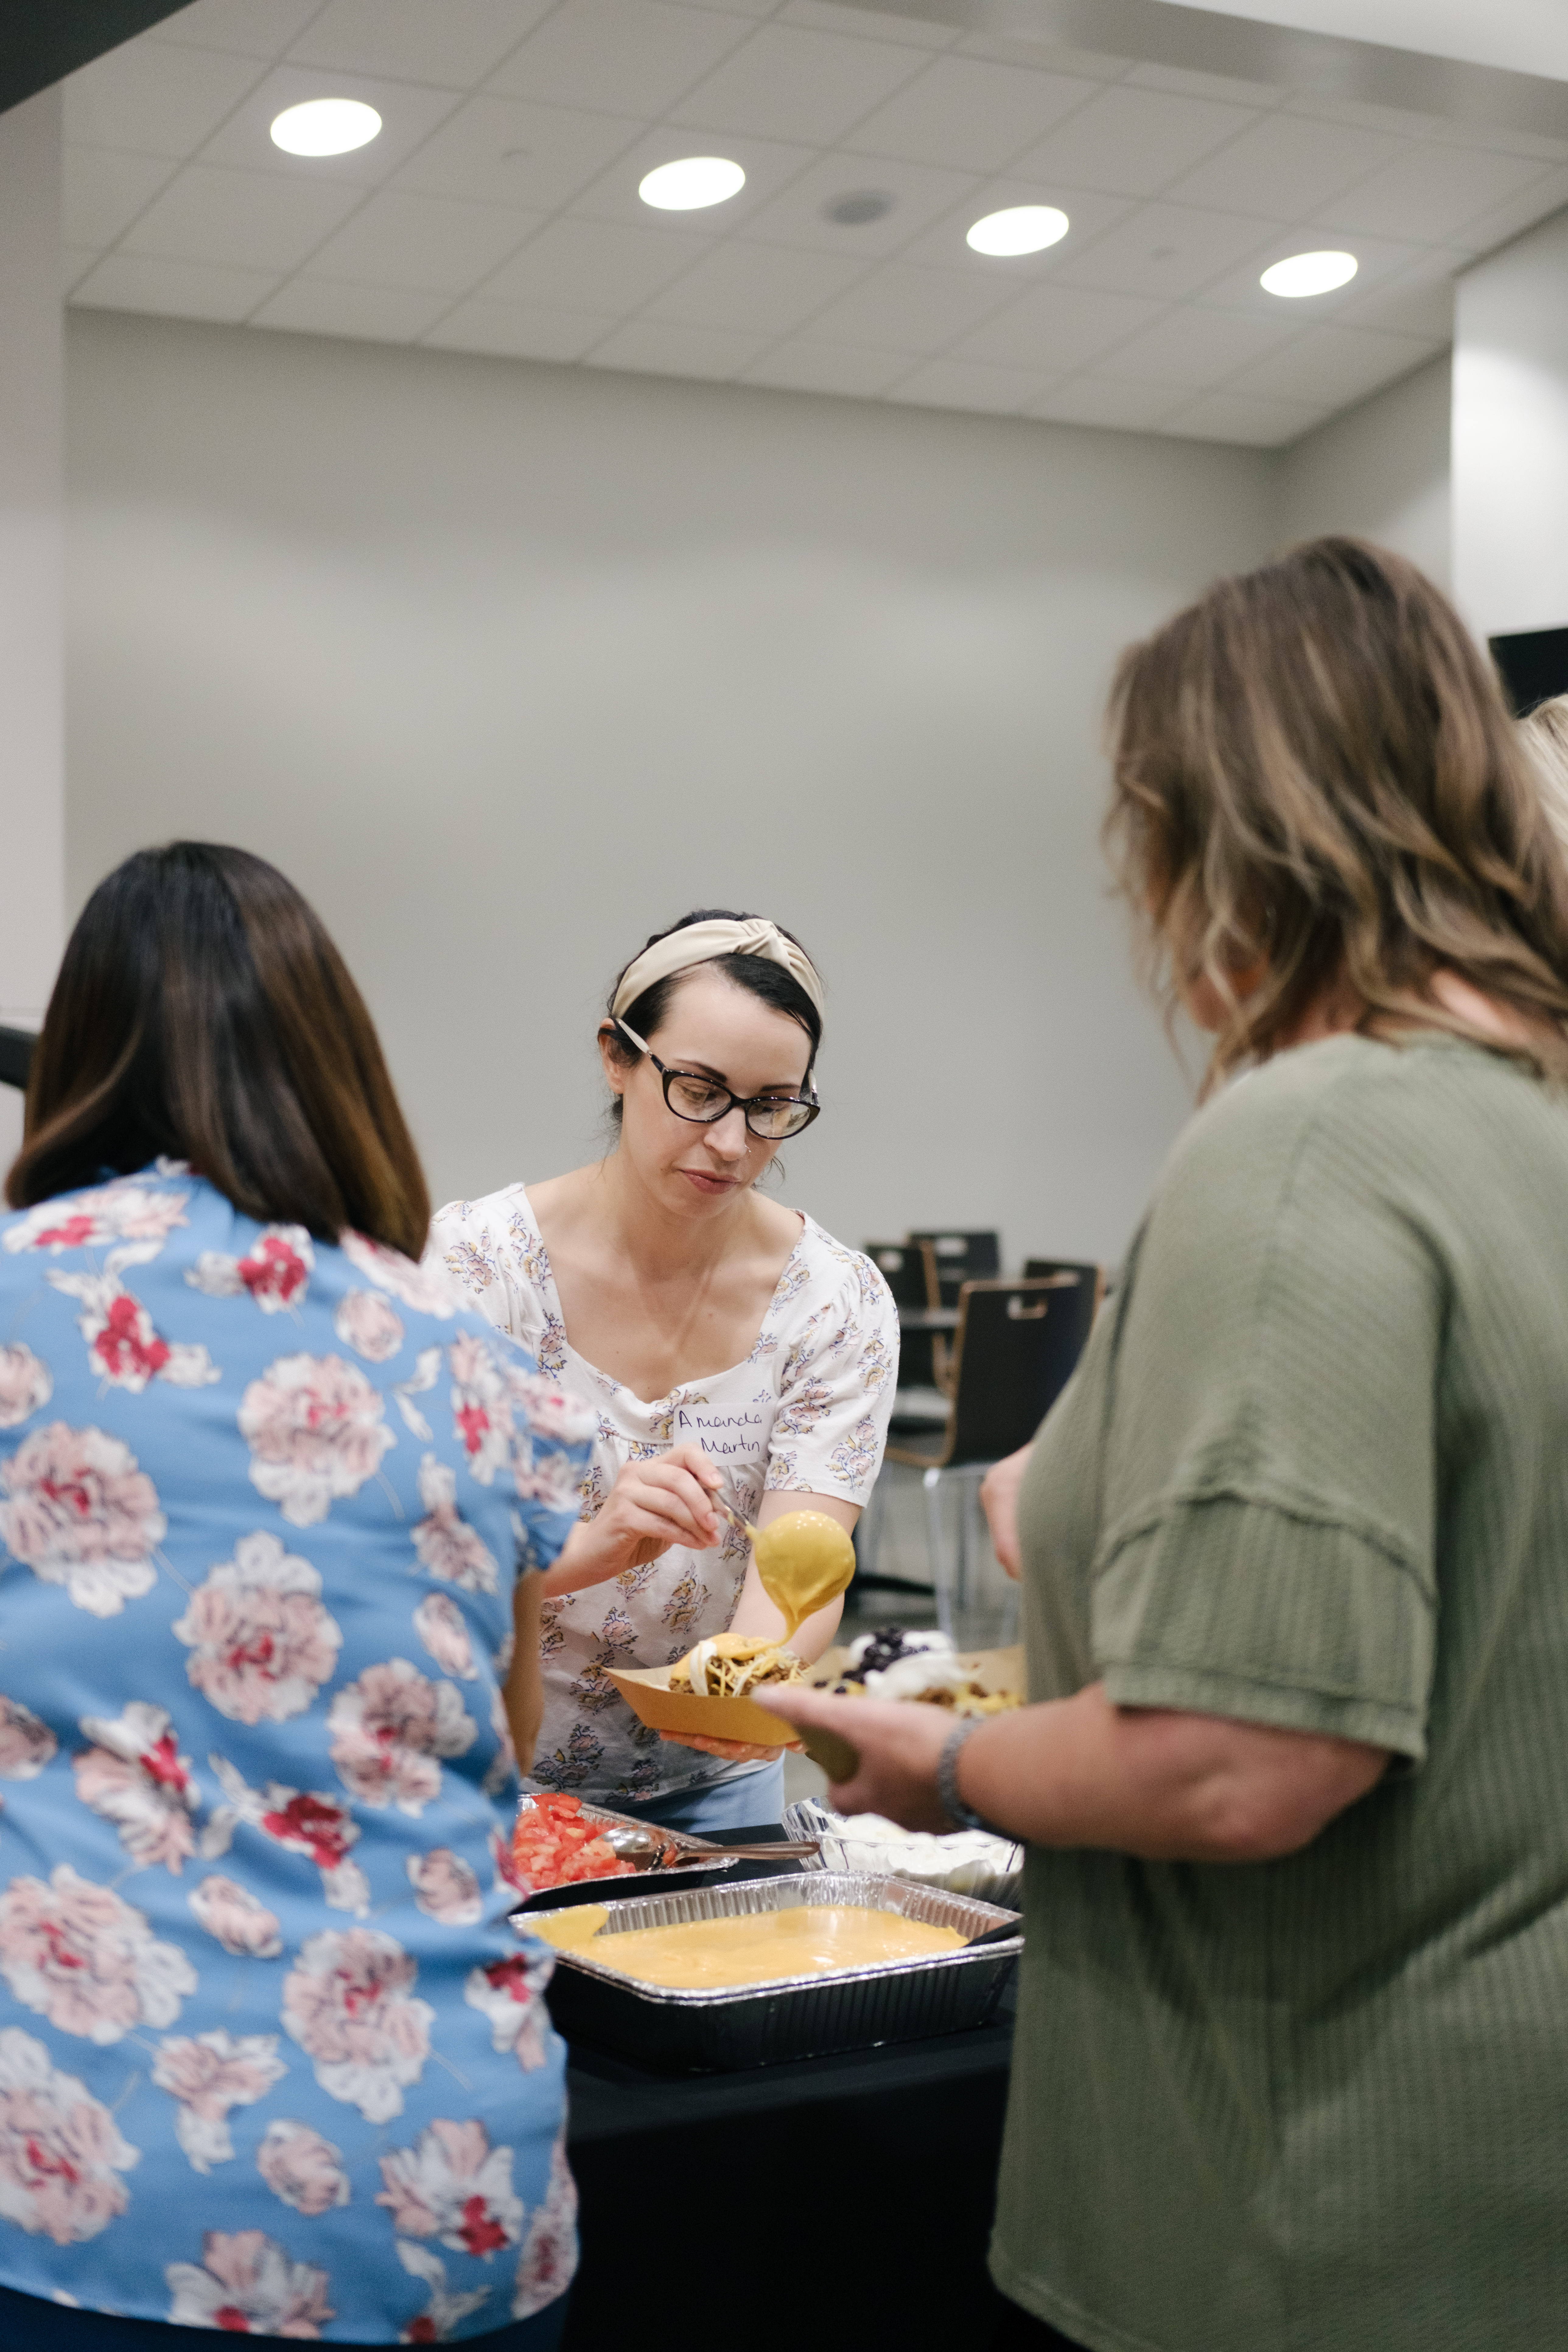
[{"x1": 760, "y1": 538, "x2": 1568, "y2": 2352}]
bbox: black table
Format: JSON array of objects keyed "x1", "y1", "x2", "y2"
[{"x1": 550, "y1": 1827, "x2": 1016, "y2": 2348}]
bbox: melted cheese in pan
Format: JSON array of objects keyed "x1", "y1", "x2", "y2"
[{"x1": 579, "y1": 1905, "x2": 963, "y2": 1989}]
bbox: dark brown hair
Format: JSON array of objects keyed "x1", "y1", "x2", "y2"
[
  {"x1": 602, "y1": 908, "x2": 823, "y2": 1125},
  {"x1": 1105, "y1": 536, "x2": 1568, "y2": 1091},
  {"x1": 8, "y1": 842, "x2": 431, "y2": 1258}
]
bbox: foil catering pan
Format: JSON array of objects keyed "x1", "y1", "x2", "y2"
[{"x1": 534, "y1": 1871, "x2": 1022, "y2": 2072}]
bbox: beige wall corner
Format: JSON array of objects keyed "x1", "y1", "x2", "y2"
[{"x1": 1273, "y1": 354, "x2": 1453, "y2": 593}]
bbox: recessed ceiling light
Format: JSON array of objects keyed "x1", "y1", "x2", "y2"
[
  {"x1": 824, "y1": 190, "x2": 894, "y2": 227},
  {"x1": 967, "y1": 205, "x2": 1069, "y2": 258},
  {"x1": 639, "y1": 156, "x2": 745, "y2": 212},
  {"x1": 1260, "y1": 249, "x2": 1358, "y2": 298},
  {"x1": 270, "y1": 97, "x2": 382, "y2": 157}
]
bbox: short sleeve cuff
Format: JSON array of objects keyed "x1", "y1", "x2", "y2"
[{"x1": 1092, "y1": 1495, "x2": 1434, "y2": 1762}]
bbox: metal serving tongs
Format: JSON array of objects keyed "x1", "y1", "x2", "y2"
[{"x1": 602, "y1": 1825, "x2": 821, "y2": 1869}]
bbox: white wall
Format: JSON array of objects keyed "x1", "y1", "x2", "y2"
[
  {"x1": 0, "y1": 88, "x2": 65, "y2": 1166},
  {"x1": 65, "y1": 310, "x2": 1277, "y2": 1267},
  {"x1": 1454, "y1": 206, "x2": 1568, "y2": 638},
  {"x1": 1275, "y1": 352, "x2": 1452, "y2": 588}
]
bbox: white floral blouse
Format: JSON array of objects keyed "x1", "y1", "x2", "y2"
[{"x1": 429, "y1": 1188, "x2": 898, "y2": 1806}]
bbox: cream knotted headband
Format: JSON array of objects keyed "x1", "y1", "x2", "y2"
[{"x1": 611, "y1": 918, "x2": 825, "y2": 1021}]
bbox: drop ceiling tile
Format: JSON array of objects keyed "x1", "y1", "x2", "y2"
[
  {"x1": 481, "y1": 215, "x2": 709, "y2": 310},
  {"x1": 1032, "y1": 376, "x2": 1187, "y2": 430},
  {"x1": 1051, "y1": 202, "x2": 1275, "y2": 300},
  {"x1": 196, "y1": 66, "x2": 464, "y2": 185},
  {"x1": 1165, "y1": 388, "x2": 1327, "y2": 445},
  {"x1": 302, "y1": 188, "x2": 537, "y2": 293},
  {"x1": 489, "y1": 0, "x2": 753, "y2": 117},
  {"x1": 803, "y1": 258, "x2": 1019, "y2": 353},
  {"x1": 62, "y1": 247, "x2": 100, "y2": 295},
  {"x1": 1163, "y1": 116, "x2": 1404, "y2": 222},
  {"x1": 956, "y1": 280, "x2": 1164, "y2": 371},
  {"x1": 1314, "y1": 144, "x2": 1551, "y2": 246},
  {"x1": 887, "y1": 355, "x2": 1048, "y2": 414},
  {"x1": 954, "y1": 33, "x2": 1125, "y2": 79},
  {"x1": 739, "y1": 337, "x2": 913, "y2": 394},
  {"x1": 121, "y1": 165, "x2": 364, "y2": 271},
  {"x1": 392, "y1": 95, "x2": 643, "y2": 211},
  {"x1": 70, "y1": 251, "x2": 278, "y2": 323},
  {"x1": 1332, "y1": 247, "x2": 1460, "y2": 341},
  {"x1": 287, "y1": 0, "x2": 549, "y2": 88},
  {"x1": 1126, "y1": 61, "x2": 1283, "y2": 108},
  {"x1": 1461, "y1": 124, "x2": 1568, "y2": 165},
  {"x1": 844, "y1": 56, "x2": 1101, "y2": 173},
  {"x1": 779, "y1": 1, "x2": 956, "y2": 47},
  {"x1": 1284, "y1": 94, "x2": 1449, "y2": 143},
  {"x1": 251, "y1": 278, "x2": 454, "y2": 339},
  {"x1": 148, "y1": 0, "x2": 323, "y2": 58},
  {"x1": 643, "y1": 239, "x2": 869, "y2": 331},
  {"x1": 64, "y1": 40, "x2": 267, "y2": 158},
  {"x1": 1228, "y1": 322, "x2": 1440, "y2": 408},
  {"x1": 669, "y1": 22, "x2": 930, "y2": 145},
  {"x1": 1092, "y1": 303, "x2": 1302, "y2": 389},
  {"x1": 586, "y1": 317, "x2": 768, "y2": 378},
  {"x1": 894, "y1": 179, "x2": 1130, "y2": 271},
  {"x1": 738, "y1": 152, "x2": 979, "y2": 257},
  {"x1": 564, "y1": 126, "x2": 821, "y2": 230},
  {"x1": 424, "y1": 299, "x2": 620, "y2": 360},
  {"x1": 1453, "y1": 165, "x2": 1568, "y2": 258},
  {"x1": 64, "y1": 147, "x2": 177, "y2": 249},
  {"x1": 1009, "y1": 87, "x2": 1258, "y2": 201}
]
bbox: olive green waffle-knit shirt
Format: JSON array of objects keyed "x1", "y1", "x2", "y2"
[{"x1": 996, "y1": 1034, "x2": 1568, "y2": 2352}]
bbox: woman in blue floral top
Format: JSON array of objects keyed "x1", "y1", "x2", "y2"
[{"x1": 0, "y1": 845, "x2": 587, "y2": 2349}]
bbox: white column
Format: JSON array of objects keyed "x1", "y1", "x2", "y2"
[
  {"x1": 1453, "y1": 205, "x2": 1568, "y2": 639},
  {"x1": 0, "y1": 86, "x2": 63, "y2": 1164}
]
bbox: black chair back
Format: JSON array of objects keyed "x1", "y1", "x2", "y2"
[
  {"x1": 863, "y1": 1239, "x2": 938, "y2": 1313},
  {"x1": 0, "y1": 1027, "x2": 36, "y2": 1093},
  {"x1": 1020, "y1": 1259, "x2": 1104, "y2": 1370},
  {"x1": 943, "y1": 1278, "x2": 1094, "y2": 1467},
  {"x1": 909, "y1": 1228, "x2": 1001, "y2": 1306}
]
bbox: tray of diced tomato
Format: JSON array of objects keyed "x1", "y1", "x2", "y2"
[{"x1": 510, "y1": 1792, "x2": 731, "y2": 1902}]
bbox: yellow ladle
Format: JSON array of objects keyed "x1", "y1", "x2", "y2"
[{"x1": 714, "y1": 1501, "x2": 857, "y2": 1642}]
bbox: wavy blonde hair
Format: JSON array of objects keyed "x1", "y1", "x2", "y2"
[
  {"x1": 1520, "y1": 692, "x2": 1568, "y2": 856},
  {"x1": 1105, "y1": 537, "x2": 1568, "y2": 1093}
]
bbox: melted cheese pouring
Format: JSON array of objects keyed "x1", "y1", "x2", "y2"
[
  {"x1": 751, "y1": 1509, "x2": 857, "y2": 1640},
  {"x1": 567, "y1": 1905, "x2": 964, "y2": 1989}
]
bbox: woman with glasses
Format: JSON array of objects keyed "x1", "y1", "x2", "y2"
[{"x1": 430, "y1": 911, "x2": 897, "y2": 1833}]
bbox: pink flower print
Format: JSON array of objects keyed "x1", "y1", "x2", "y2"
[
  {"x1": 413, "y1": 1591, "x2": 478, "y2": 1681},
  {"x1": 511, "y1": 1443, "x2": 581, "y2": 1514},
  {"x1": 72, "y1": 1701, "x2": 201, "y2": 1874},
  {"x1": 4, "y1": 1177, "x2": 189, "y2": 1257},
  {"x1": 0, "y1": 1343, "x2": 50, "y2": 1429},
  {"x1": 238, "y1": 1352, "x2": 395, "y2": 1528},
  {"x1": 775, "y1": 1379, "x2": 833, "y2": 1438},
  {"x1": 333, "y1": 1288, "x2": 405, "y2": 1363},
  {"x1": 0, "y1": 1695, "x2": 56, "y2": 1780},
  {"x1": 0, "y1": 1420, "x2": 166, "y2": 1615},
  {"x1": 464, "y1": 1946, "x2": 551, "y2": 2072},
  {"x1": 188, "y1": 1875, "x2": 283, "y2": 1961},
  {"x1": 205, "y1": 1757, "x2": 370, "y2": 1918},
  {"x1": 165, "y1": 2229, "x2": 334, "y2": 2336},
  {"x1": 0, "y1": 2026, "x2": 140, "y2": 2245},
  {"x1": 47, "y1": 1267, "x2": 219, "y2": 1394},
  {"x1": 152, "y1": 2030, "x2": 288, "y2": 2173},
  {"x1": 328, "y1": 1659, "x2": 476, "y2": 1815},
  {"x1": 187, "y1": 1225, "x2": 314, "y2": 1313},
  {"x1": 378, "y1": 2119, "x2": 523, "y2": 2259},
  {"x1": 282, "y1": 1927, "x2": 434, "y2": 2122},
  {"x1": 483, "y1": 1686, "x2": 517, "y2": 1798},
  {"x1": 256, "y1": 2118, "x2": 350, "y2": 2217},
  {"x1": 408, "y1": 1848, "x2": 484, "y2": 1927},
  {"x1": 447, "y1": 1332, "x2": 513, "y2": 1487},
  {"x1": 395, "y1": 2239, "x2": 490, "y2": 2342},
  {"x1": 0, "y1": 1864, "x2": 196, "y2": 2044},
  {"x1": 826, "y1": 1414, "x2": 879, "y2": 1489},
  {"x1": 512, "y1": 2132, "x2": 578, "y2": 2320},
  {"x1": 342, "y1": 1230, "x2": 459, "y2": 1318},
  {"x1": 506, "y1": 1368, "x2": 595, "y2": 1446},
  {"x1": 534, "y1": 1314, "x2": 567, "y2": 1378},
  {"x1": 173, "y1": 1531, "x2": 342, "y2": 1724},
  {"x1": 412, "y1": 1454, "x2": 499, "y2": 1595}
]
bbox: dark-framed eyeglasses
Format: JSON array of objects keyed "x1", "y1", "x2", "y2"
[{"x1": 614, "y1": 1017, "x2": 820, "y2": 1140}]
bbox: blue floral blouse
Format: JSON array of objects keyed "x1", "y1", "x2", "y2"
[{"x1": 0, "y1": 1165, "x2": 590, "y2": 2341}]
